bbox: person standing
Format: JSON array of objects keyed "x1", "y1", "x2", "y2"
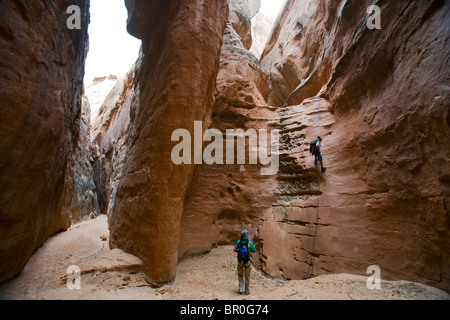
[{"x1": 234, "y1": 230, "x2": 256, "y2": 295}]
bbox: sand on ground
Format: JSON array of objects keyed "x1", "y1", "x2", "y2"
[{"x1": 0, "y1": 215, "x2": 448, "y2": 300}]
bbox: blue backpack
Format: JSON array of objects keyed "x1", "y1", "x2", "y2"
[
  {"x1": 310, "y1": 140, "x2": 319, "y2": 154},
  {"x1": 237, "y1": 239, "x2": 251, "y2": 263}
]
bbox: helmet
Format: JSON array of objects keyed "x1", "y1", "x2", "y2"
[{"x1": 240, "y1": 230, "x2": 248, "y2": 240}]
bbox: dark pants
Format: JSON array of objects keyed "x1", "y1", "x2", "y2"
[
  {"x1": 237, "y1": 261, "x2": 251, "y2": 294},
  {"x1": 314, "y1": 152, "x2": 323, "y2": 162}
]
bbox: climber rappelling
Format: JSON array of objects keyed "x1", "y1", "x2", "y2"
[{"x1": 310, "y1": 136, "x2": 327, "y2": 173}]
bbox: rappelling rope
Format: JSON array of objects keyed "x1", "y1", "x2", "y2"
[{"x1": 305, "y1": 96, "x2": 321, "y2": 279}]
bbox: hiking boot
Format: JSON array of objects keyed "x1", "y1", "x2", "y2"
[
  {"x1": 321, "y1": 167, "x2": 327, "y2": 173},
  {"x1": 238, "y1": 290, "x2": 243, "y2": 295}
]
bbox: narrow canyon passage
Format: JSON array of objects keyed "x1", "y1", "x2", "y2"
[{"x1": 0, "y1": 0, "x2": 449, "y2": 300}]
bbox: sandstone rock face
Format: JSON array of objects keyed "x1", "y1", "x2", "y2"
[
  {"x1": 260, "y1": 0, "x2": 370, "y2": 106},
  {"x1": 248, "y1": 0, "x2": 261, "y2": 18},
  {"x1": 97, "y1": 0, "x2": 449, "y2": 292},
  {"x1": 91, "y1": 67, "x2": 136, "y2": 215},
  {"x1": 98, "y1": 0, "x2": 277, "y2": 281},
  {"x1": 258, "y1": 0, "x2": 450, "y2": 291},
  {"x1": 228, "y1": 0, "x2": 261, "y2": 50},
  {"x1": 0, "y1": 0, "x2": 92, "y2": 283},
  {"x1": 250, "y1": 11, "x2": 275, "y2": 60},
  {"x1": 86, "y1": 75, "x2": 120, "y2": 121},
  {"x1": 3, "y1": 0, "x2": 444, "y2": 292},
  {"x1": 108, "y1": 0, "x2": 229, "y2": 285},
  {"x1": 60, "y1": 96, "x2": 100, "y2": 223},
  {"x1": 178, "y1": 9, "x2": 279, "y2": 261}
]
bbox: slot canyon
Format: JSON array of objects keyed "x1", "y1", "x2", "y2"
[{"x1": 0, "y1": 0, "x2": 449, "y2": 300}]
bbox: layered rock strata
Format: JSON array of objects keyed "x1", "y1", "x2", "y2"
[{"x1": 259, "y1": 0, "x2": 450, "y2": 291}]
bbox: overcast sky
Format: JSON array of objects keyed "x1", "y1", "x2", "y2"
[
  {"x1": 260, "y1": 0, "x2": 286, "y2": 19},
  {"x1": 84, "y1": 0, "x2": 285, "y2": 86}
]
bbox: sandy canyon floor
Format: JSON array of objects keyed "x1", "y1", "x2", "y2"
[{"x1": 0, "y1": 215, "x2": 448, "y2": 300}]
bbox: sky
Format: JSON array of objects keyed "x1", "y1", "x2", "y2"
[
  {"x1": 84, "y1": 0, "x2": 141, "y2": 86},
  {"x1": 84, "y1": 0, "x2": 285, "y2": 87},
  {"x1": 260, "y1": 0, "x2": 286, "y2": 20}
]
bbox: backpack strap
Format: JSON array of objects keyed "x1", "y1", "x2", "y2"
[{"x1": 312, "y1": 140, "x2": 320, "y2": 153}]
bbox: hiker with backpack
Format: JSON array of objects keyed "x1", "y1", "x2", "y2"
[
  {"x1": 310, "y1": 136, "x2": 327, "y2": 173},
  {"x1": 234, "y1": 230, "x2": 256, "y2": 295}
]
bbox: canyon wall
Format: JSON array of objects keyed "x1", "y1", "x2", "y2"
[
  {"x1": 178, "y1": 0, "x2": 278, "y2": 260},
  {"x1": 92, "y1": 0, "x2": 278, "y2": 282},
  {"x1": 95, "y1": 0, "x2": 449, "y2": 292},
  {"x1": 0, "y1": 0, "x2": 95, "y2": 283},
  {"x1": 250, "y1": 10, "x2": 275, "y2": 60},
  {"x1": 107, "y1": 0, "x2": 229, "y2": 285},
  {"x1": 60, "y1": 96, "x2": 100, "y2": 223},
  {"x1": 91, "y1": 67, "x2": 136, "y2": 215},
  {"x1": 259, "y1": 0, "x2": 449, "y2": 291}
]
